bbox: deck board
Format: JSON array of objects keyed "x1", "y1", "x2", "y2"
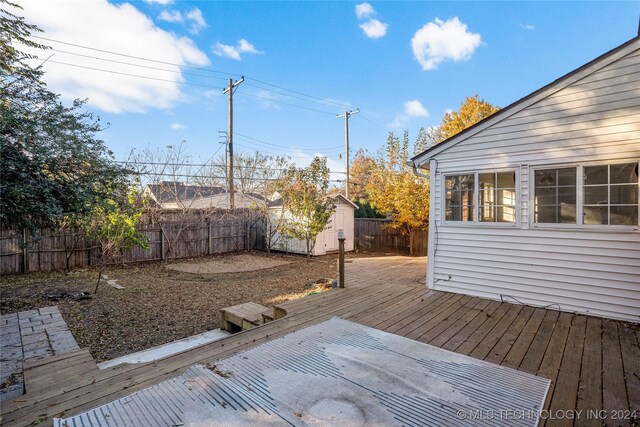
[{"x1": 1, "y1": 256, "x2": 638, "y2": 427}]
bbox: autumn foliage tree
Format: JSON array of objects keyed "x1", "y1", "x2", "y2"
[
  {"x1": 367, "y1": 131, "x2": 430, "y2": 255},
  {"x1": 429, "y1": 95, "x2": 500, "y2": 144},
  {"x1": 276, "y1": 157, "x2": 334, "y2": 258}
]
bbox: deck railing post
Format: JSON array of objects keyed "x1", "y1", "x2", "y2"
[{"x1": 337, "y1": 229, "x2": 345, "y2": 288}]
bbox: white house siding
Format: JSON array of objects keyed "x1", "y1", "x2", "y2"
[{"x1": 427, "y1": 43, "x2": 640, "y2": 322}]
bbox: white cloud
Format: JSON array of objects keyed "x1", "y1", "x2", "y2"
[
  {"x1": 144, "y1": 0, "x2": 173, "y2": 4},
  {"x1": 213, "y1": 38, "x2": 262, "y2": 61},
  {"x1": 411, "y1": 17, "x2": 481, "y2": 71},
  {"x1": 390, "y1": 100, "x2": 429, "y2": 128},
  {"x1": 520, "y1": 23, "x2": 535, "y2": 30},
  {"x1": 360, "y1": 19, "x2": 388, "y2": 39},
  {"x1": 158, "y1": 10, "x2": 182, "y2": 23},
  {"x1": 158, "y1": 8, "x2": 206, "y2": 34},
  {"x1": 355, "y1": 3, "x2": 374, "y2": 19},
  {"x1": 19, "y1": 0, "x2": 210, "y2": 114},
  {"x1": 170, "y1": 123, "x2": 185, "y2": 130},
  {"x1": 186, "y1": 8, "x2": 207, "y2": 34},
  {"x1": 355, "y1": 3, "x2": 388, "y2": 39}
]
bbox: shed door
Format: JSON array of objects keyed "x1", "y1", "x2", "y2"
[{"x1": 324, "y1": 212, "x2": 338, "y2": 252}]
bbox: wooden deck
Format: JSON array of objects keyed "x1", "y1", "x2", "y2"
[{"x1": 1, "y1": 256, "x2": 638, "y2": 426}]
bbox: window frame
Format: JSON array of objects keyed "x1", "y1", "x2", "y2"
[
  {"x1": 441, "y1": 168, "x2": 520, "y2": 227},
  {"x1": 529, "y1": 160, "x2": 640, "y2": 230}
]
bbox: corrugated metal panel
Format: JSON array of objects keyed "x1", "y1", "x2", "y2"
[
  {"x1": 55, "y1": 318, "x2": 550, "y2": 427},
  {"x1": 428, "y1": 45, "x2": 640, "y2": 322}
]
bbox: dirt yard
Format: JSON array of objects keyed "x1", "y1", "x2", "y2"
[{"x1": 0, "y1": 251, "x2": 348, "y2": 362}]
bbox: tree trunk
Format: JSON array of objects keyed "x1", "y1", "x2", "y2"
[
  {"x1": 94, "y1": 269, "x2": 102, "y2": 295},
  {"x1": 306, "y1": 238, "x2": 311, "y2": 259}
]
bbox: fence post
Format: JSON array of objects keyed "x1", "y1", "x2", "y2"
[
  {"x1": 338, "y1": 229, "x2": 345, "y2": 288},
  {"x1": 246, "y1": 221, "x2": 251, "y2": 251},
  {"x1": 160, "y1": 228, "x2": 165, "y2": 261},
  {"x1": 22, "y1": 229, "x2": 29, "y2": 274},
  {"x1": 207, "y1": 222, "x2": 212, "y2": 255}
]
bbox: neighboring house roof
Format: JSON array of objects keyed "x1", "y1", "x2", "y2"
[
  {"x1": 144, "y1": 181, "x2": 265, "y2": 209},
  {"x1": 411, "y1": 35, "x2": 640, "y2": 169},
  {"x1": 268, "y1": 193, "x2": 359, "y2": 209},
  {"x1": 145, "y1": 181, "x2": 226, "y2": 204}
]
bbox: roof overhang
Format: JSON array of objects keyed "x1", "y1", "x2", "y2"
[{"x1": 409, "y1": 35, "x2": 640, "y2": 171}]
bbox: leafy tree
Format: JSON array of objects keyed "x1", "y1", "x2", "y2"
[
  {"x1": 367, "y1": 131, "x2": 430, "y2": 255},
  {"x1": 433, "y1": 95, "x2": 500, "y2": 144},
  {"x1": 81, "y1": 186, "x2": 148, "y2": 294},
  {"x1": 276, "y1": 157, "x2": 334, "y2": 258},
  {"x1": 0, "y1": 1, "x2": 131, "y2": 233}
]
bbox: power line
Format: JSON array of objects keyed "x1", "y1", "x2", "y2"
[
  {"x1": 30, "y1": 36, "x2": 357, "y2": 115},
  {"x1": 47, "y1": 60, "x2": 218, "y2": 89},
  {"x1": 234, "y1": 132, "x2": 342, "y2": 152},
  {"x1": 116, "y1": 160, "x2": 348, "y2": 174},
  {"x1": 236, "y1": 91, "x2": 338, "y2": 116},
  {"x1": 32, "y1": 35, "x2": 238, "y2": 78}
]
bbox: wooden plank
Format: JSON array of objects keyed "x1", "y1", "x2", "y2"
[
  {"x1": 453, "y1": 302, "x2": 513, "y2": 355},
  {"x1": 618, "y1": 325, "x2": 640, "y2": 415},
  {"x1": 372, "y1": 292, "x2": 455, "y2": 331},
  {"x1": 546, "y1": 315, "x2": 587, "y2": 427},
  {"x1": 413, "y1": 297, "x2": 488, "y2": 343},
  {"x1": 441, "y1": 300, "x2": 504, "y2": 352},
  {"x1": 536, "y1": 312, "x2": 572, "y2": 417},
  {"x1": 518, "y1": 309, "x2": 560, "y2": 375},
  {"x1": 602, "y1": 319, "x2": 629, "y2": 416},
  {"x1": 575, "y1": 316, "x2": 603, "y2": 427},
  {"x1": 499, "y1": 307, "x2": 546, "y2": 369},
  {"x1": 427, "y1": 299, "x2": 492, "y2": 348},
  {"x1": 467, "y1": 304, "x2": 524, "y2": 359},
  {"x1": 394, "y1": 295, "x2": 472, "y2": 337}
]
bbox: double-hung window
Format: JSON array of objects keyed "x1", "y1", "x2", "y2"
[
  {"x1": 444, "y1": 171, "x2": 517, "y2": 223},
  {"x1": 532, "y1": 162, "x2": 639, "y2": 226}
]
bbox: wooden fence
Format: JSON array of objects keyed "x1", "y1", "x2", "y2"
[
  {"x1": 354, "y1": 219, "x2": 427, "y2": 256},
  {"x1": 0, "y1": 211, "x2": 259, "y2": 274}
]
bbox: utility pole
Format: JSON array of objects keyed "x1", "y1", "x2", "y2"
[
  {"x1": 218, "y1": 130, "x2": 229, "y2": 208},
  {"x1": 336, "y1": 108, "x2": 359, "y2": 200},
  {"x1": 222, "y1": 76, "x2": 244, "y2": 208}
]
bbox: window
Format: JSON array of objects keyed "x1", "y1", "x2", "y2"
[
  {"x1": 479, "y1": 172, "x2": 516, "y2": 223},
  {"x1": 534, "y1": 168, "x2": 577, "y2": 224},
  {"x1": 532, "y1": 162, "x2": 639, "y2": 227},
  {"x1": 445, "y1": 174, "x2": 474, "y2": 221},
  {"x1": 584, "y1": 163, "x2": 639, "y2": 225}
]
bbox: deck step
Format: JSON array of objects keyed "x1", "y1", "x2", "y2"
[
  {"x1": 23, "y1": 348, "x2": 98, "y2": 396},
  {"x1": 219, "y1": 302, "x2": 273, "y2": 332}
]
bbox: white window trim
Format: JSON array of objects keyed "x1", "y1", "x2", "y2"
[
  {"x1": 529, "y1": 160, "x2": 640, "y2": 231},
  {"x1": 441, "y1": 168, "x2": 520, "y2": 227}
]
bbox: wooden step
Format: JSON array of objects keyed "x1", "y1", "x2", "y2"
[
  {"x1": 219, "y1": 302, "x2": 273, "y2": 332},
  {"x1": 23, "y1": 349, "x2": 98, "y2": 396}
]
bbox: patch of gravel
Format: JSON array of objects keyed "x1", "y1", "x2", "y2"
[
  {"x1": 0, "y1": 251, "x2": 348, "y2": 363},
  {"x1": 166, "y1": 253, "x2": 291, "y2": 274}
]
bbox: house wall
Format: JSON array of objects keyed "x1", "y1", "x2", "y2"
[{"x1": 428, "y1": 45, "x2": 640, "y2": 322}]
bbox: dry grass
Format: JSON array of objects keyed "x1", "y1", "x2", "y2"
[{"x1": 0, "y1": 251, "x2": 345, "y2": 362}]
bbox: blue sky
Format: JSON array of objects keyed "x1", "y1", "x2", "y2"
[{"x1": 17, "y1": 1, "x2": 640, "y2": 177}]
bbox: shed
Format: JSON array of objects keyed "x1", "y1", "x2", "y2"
[
  {"x1": 269, "y1": 194, "x2": 357, "y2": 256},
  {"x1": 410, "y1": 36, "x2": 640, "y2": 322}
]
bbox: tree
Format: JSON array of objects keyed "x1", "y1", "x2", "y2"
[
  {"x1": 81, "y1": 186, "x2": 148, "y2": 293},
  {"x1": 1, "y1": 1, "x2": 131, "y2": 233},
  {"x1": 367, "y1": 131, "x2": 430, "y2": 255},
  {"x1": 350, "y1": 149, "x2": 385, "y2": 218},
  {"x1": 276, "y1": 157, "x2": 334, "y2": 258},
  {"x1": 437, "y1": 95, "x2": 500, "y2": 142}
]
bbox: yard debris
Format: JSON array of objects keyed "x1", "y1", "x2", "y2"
[
  {"x1": 43, "y1": 291, "x2": 91, "y2": 301},
  {"x1": 205, "y1": 363, "x2": 233, "y2": 378}
]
